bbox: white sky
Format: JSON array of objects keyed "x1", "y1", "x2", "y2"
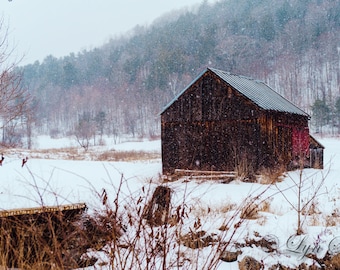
[{"x1": 2, "y1": 0, "x2": 211, "y2": 65}]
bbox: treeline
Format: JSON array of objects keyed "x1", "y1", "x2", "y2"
[{"x1": 17, "y1": 0, "x2": 340, "y2": 143}]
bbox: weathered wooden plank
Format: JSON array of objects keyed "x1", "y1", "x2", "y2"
[
  {"x1": 0, "y1": 202, "x2": 86, "y2": 217},
  {"x1": 175, "y1": 169, "x2": 236, "y2": 176}
]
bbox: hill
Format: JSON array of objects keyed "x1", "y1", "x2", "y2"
[{"x1": 16, "y1": 0, "x2": 340, "y2": 145}]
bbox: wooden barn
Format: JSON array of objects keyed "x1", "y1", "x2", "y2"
[{"x1": 161, "y1": 67, "x2": 324, "y2": 176}]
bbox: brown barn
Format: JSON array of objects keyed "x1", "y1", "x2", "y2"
[{"x1": 161, "y1": 67, "x2": 324, "y2": 176}]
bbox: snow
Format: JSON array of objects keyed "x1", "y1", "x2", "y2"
[
  {"x1": 0, "y1": 139, "x2": 161, "y2": 210},
  {"x1": 34, "y1": 135, "x2": 79, "y2": 149},
  {"x1": 34, "y1": 135, "x2": 161, "y2": 152},
  {"x1": 1, "y1": 135, "x2": 340, "y2": 269}
]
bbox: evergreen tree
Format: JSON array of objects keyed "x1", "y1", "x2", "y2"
[{"x1": 311, "y1": 99, "x2": 330, "y2": 133}]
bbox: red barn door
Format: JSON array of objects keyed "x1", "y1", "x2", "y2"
[{"x1": 292, "y1": 127, "x2": 310, "y2": 157}]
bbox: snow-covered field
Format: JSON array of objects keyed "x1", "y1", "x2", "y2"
[
  {"x1": 1, "y1": 135, "x2": 340, "y2": 269},
  {"x1": 0, "y1": 136, "x2": 162, "y2": 210}
]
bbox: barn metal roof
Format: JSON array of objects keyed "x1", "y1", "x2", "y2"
[
  {"x1": 161, "y1": 67, "x2": 309, "y2": 117},
  {"x1": 209, "y1": 68, "x2": 309, "y2": 117}
]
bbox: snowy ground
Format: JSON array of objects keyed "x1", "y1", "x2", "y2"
[
  {"x1": 1, "y1": 135, "x2": 340, "y2": 269},
  {"x1": 0, "y1": 136, "x2": 162, "y2": 210}
]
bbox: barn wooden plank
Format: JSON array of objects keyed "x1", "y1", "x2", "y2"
[{"x1": 175, "y1": 169, "x2": 236, "y2": 176}]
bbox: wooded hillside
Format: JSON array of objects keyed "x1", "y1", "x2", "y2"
[{"x1": 16, "y1": 0, "x2": 340, "y2": 145}]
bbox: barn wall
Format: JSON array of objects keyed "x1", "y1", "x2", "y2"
[
  {"x1": 258, "y1": 112, "x2": 309, "y2": 170},
  {"x1": 162, "y1": 72, "x2": 262, "y2": 174},
  {"x1": 243, "y1": 112, "x2": 309, "y2": 171},
  {"x1": 162, "y1": 119, "x2": 263, "y2": 174},
  {"x1": 309, "y1": 135, "x2": 324, "y2": 169}
]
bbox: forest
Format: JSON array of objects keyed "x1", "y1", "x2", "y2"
[{"x1": 4, "y1": 0, "x2": 340, "y2": 147}]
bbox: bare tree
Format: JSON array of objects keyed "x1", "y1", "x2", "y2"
[
  {"x1": 275, "y1": 159, "x2": 328, "y2": 235},
  {"x1": 74, "y1": 112, "x2": 96, "y2": 151},
  {"x1": 0, "y1": 17, "x2": 32, "y2": 147}
]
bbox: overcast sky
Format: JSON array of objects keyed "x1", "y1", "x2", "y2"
[{"x1": 2, "y1": 0, "x2": 214, "y2": 65}]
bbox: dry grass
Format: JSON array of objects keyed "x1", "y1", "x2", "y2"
[
  {"x1": 325, "y1": 215, "x2": 339, "y2": 227},
  {"x1": 239, "y1": 197, "x2": 273, "y2": 220},
  {"x1": 302, "y1": 200, "x2": 321, "y2": 216},
  {"x1": 325, "y1": 253, "x2": 340, "y2": 269},
  {"x1": 218, "y1": 202, "x2": 238, "y2": 213},
  {"x1": 91, "y1": 179, "x2": 251, "y2": 270},
  {"x1": 0, "y1": 209, "x2": 95, "y2": 269},
  {"x1": 97, "y1": 150, "x2": 160, "y2": 161},
  {"x1": 240, "y1": 203, "x2": 260, "y2": 219},
  {"x1": 259, "y1": 199, "x2": 272, "y2": 213},
  {"x1": 256, "y1": 216, "x2": 267, "y2": 226},
  {"x1": 0, "y1": 175, "x2": 251, "y2": 270},
  {"x1": 190, "y1": 200, "x2": 237, "y2": 218},
  {"x1": 235, "y1": 158, "x2": 255, "y2": 181},
  {"x1": 0, "y1": 169, "x2": 325, "y2": 269},
  {"x1": 258, "y1": 166, "x2": 285, "y2": 184},
  {"x1": 4, "y1": 147, "x2": 161, "y2": 162},
  {"x1": 29, "y1": 147, "x2": 81, "y2": 160}
]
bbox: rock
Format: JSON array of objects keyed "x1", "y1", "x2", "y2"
[
  {"x1": 219, "y1": 250, "x2": 241, "y2": 262},
  {"x1": 238, "y1": 256, "x2": 263, "y2": 270}
]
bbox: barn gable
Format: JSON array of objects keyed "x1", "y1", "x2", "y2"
[
  {"x1": 161, "y1": 68, "x2": 309, "y2": 117},
  {"x1": 161, "y1": 68, "x2": 323, "y2": 176}
]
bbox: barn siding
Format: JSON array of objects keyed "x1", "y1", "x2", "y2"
[
  {"x1": 161, "y1": 73, "x2": 265, "y2": 174},
  {"x1": 257, "y1": 112, "x2": 309, "y2": 170},
  {"x1": 162, "y1": 120, "x2": 263, "y2": 174}
]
